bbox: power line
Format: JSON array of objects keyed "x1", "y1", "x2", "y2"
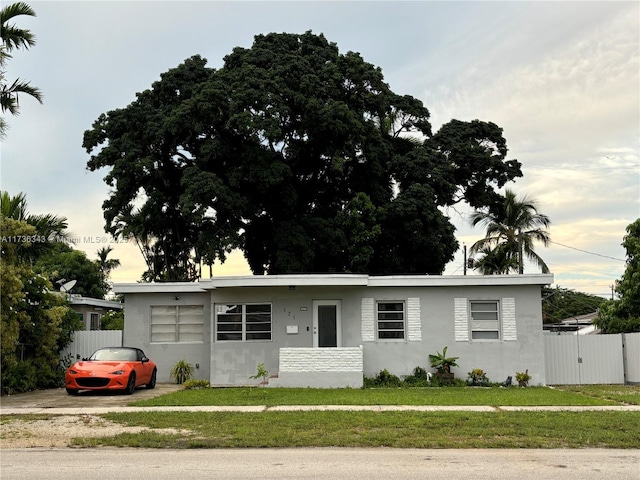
[{"x1": 549, "y1": 240, "x2": 626, "y2": 262}]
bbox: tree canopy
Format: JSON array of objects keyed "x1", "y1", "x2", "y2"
[
  {"x1": 84, "y1": 31, "x2": 522, "y2": 281},
  {"x1": 595, "y1": 219, "x2": 640, "y2": 333}
]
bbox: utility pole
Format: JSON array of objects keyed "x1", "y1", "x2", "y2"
[{"x1": 463, "y1": 244, "x2": 467, "y2": 275}]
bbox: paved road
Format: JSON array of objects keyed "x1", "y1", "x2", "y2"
[{"x1": 1, "y1": 448, "x2": 638, "y2": 479}]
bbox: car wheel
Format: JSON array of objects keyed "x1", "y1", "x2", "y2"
[
  {"x1": 146, "y1": 368, "x2": 157, "y2": 389},
  {"x1": 125, "y1": 372, "x2": 136, "y2": 395},
  {"x1": 65, "y1": 388, "x2": 78, "y2": 395}
]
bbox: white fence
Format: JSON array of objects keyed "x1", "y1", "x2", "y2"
[
  {"x1": 544, "y1": 332, "x2": 640, "y2": 385},
  {"x1": 61, "y1": 330, "x2": 123, "y2": 363}
]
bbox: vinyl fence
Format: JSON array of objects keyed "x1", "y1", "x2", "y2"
[
  {"x1": 61, "y1": 330, "x2": 123, "y2": 363},
  {"x1": 544, "y1": 332, "x2": 640, "y2": 385}
]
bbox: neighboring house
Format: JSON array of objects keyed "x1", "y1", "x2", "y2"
[
  {"x1": 543, "y1": 311, "x2": 600, "y2": 335},
  {"x1": 114, "y1": 273, "x2": 553, "y2": 387},
  {"x1": 68, "y1": 295, "x2": 123, "y2": 331}
]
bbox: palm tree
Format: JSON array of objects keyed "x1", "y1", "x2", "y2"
[
  {"x1": 1, "y1": 2, "x2": 43, "y2": 136},
  {"x1": 0, "y1": 191, "x2": 68, "y2": 261},
  {"x1": 470, "y1": 189, "x2": 551, "y2": 274},
  {"x1": 95, "y1": 246, "x2": 121, "y2": 293}
]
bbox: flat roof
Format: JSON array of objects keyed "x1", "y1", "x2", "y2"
[{"x1": 114, "y1": 274, "x2": 553, "y2": 293}]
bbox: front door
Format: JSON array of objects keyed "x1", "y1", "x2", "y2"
[{"x1": 312, "y1": 300, "x2": 341, "y2": 347}]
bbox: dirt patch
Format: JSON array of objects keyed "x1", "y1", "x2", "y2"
[{"x1": 0, "y1": 414, "x2": 188, "y2": 448}]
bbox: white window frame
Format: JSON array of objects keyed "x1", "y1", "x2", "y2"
[
  {"x1": 376, "y1": 301, "x2": 405, "y2": 340},
  {"x1": 215, "y1": 303, "x2": 272, "y2": 342},
  {"x1": 150, "y1": 305, "x2": 204, "y2": 343},
  {"x1": 469, "y1": 300, "x2": 501, "y2": 340}
]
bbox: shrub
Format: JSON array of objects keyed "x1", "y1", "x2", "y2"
[
  {"x1": 170, "y1": 359, "x2": 195, "y2": 384},
  {"x1": 403, "y1": 366, "x2": 432, "y2": 386},
  {"x1": 182, "y1": 379, "x2": 211, "y2": 390},
  {"x1": 365, "y1": 369, "x2": 403, "y2": 388}
]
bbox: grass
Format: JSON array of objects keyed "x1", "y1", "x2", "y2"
[
  {"x1": 131, "y1": 386, "x2": 620, "y2": 407},
  {"x1": 555, "y1": 385, "x2": 640, "y2": 405},
  {"x1": 70, "y1": 410, "x2": 640, "y2": 449}
]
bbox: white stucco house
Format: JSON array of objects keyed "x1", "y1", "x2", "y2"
[{"x1": 113, "y1": 273, "x2": 553, "y2": 387}]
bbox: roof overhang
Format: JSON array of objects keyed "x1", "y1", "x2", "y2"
[
  {"x1": 113, "y1": 274, "x2": 553, "y2": 293},
  {"x1": 113, "y1": 282, "x2": 207, "y2": 294},
  {"x1": 68, "y1": 296, "x2": 123, "y2": 309}
]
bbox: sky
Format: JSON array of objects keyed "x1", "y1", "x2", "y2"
[{"x1": 1, "y1": 1, "x2": 638, "y2": 298}]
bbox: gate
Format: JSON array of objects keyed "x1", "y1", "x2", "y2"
[{"x1": 544, "y1": 332, "x2": 639, "y2": 385}]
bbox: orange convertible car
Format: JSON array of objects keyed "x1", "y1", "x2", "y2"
[{"x1": 65, "y1": 347, "x2": 157, "y2": 395}]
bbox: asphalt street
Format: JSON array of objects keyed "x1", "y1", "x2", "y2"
[{"x1": 1, "y1": 448, "x2": 639, "y2": 480}]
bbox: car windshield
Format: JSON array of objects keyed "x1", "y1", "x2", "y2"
[{"x1": 89, "y1": 348, "x2": 137, "y2": 362}]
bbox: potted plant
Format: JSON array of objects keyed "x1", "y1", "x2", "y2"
[
  {"x1": 466, "y1": 368, "x2": 489, "y2": 386},
  {"x1": 429, "y1": 346, "x2": 459, "y2": 384},
  {"x1": 515, "y1": 369, "x2": 531, "y2": 387}
]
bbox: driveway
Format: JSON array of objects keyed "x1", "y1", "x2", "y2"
[{"x1": 0, "y1": 383, "x2": 181, "y2": 409}]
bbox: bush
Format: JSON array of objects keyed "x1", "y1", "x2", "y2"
[
  {"x1": 182, "y1": 379, "x2": 211, "y2": 390},
  {"x1": 403, "y1": 366, "x2": 432, "y2": 386},
  {"x1": 1, "y1": 360, "x2": 38, "y2": 395},
  {"x1": 364, "y1": 369, "x2": 403, "y2": 388}
]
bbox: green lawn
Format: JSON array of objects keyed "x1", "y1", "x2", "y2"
[
  {"x1": 72, "y1": 410, "x2": 640, "y2": 449},
  {"x1": 131, "y1": 386, "x2": 619, "y2": 407},
  {"x1": 555, "y1": 385, "x2": 640, "y2": 405}
]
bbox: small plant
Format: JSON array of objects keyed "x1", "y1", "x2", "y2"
[
  {"x1": 466, "y1": 368, "x2": 489, "y2": 386},
  {"x1": 170, "y1": 358, "x2": 194, "y2": 384},
  {"x1": 515, "y1": 369, "x2": 531, "y2": 387},
  {"x1": 182, "y1": 379, "x2": 210, "y2": 390},
  {"x1": 429, "y1": 346, "x2": 459, "y2": 385},
  {"x1": 428, "y1": 346, "x2": 459, "y2": 374},
  {"x1": 249, "y1": 363, "x2": 269, "y2": 387}
]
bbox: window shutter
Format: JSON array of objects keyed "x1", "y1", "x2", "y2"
[
  {"x1": 454, "y1": 298, "x2": 470, "y2": 341},
  {"x1": 361, "y1": 297, "x2": 375, "y2": 342},
  {"x1": 407, "y1": 297, "x2": 421, "y2": 341},
  {"x1": 501, "y1": 298, "x2": 517, "y2": 340}
]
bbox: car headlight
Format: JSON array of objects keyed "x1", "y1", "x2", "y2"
[
  {"x1": 109, "y1": 370, "x2": 125, "y2": 375},
  {"x1": 68, "y1": 369, "x2": 78, "y2": 375}
]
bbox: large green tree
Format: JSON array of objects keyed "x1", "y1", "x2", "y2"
[
  {"x1": 470, "y1": 189, "x2": 551, "y2": 274},
  {"x1": 595, "y1": 219, "x2": 640, "y2": 333},
  {"x1": 84, "y1": 32, "x2": 522, "y2": 280},
  {"x1": 0, "y1": 216, "x2": 81, "y2": 394},
  {"x1": 0, "y1": 2, "x2": 43, "y2": 137},
  {"x1": 34, "y1": 242, "x2": 107, "y2": 299}
]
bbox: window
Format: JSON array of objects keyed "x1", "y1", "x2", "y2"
[
  {"x1": 150, "y1": 305, "x2": 204, "y2": 343},
  {"x1": 377, "y1": 302, "x2": 405, "y2": 339},
  {"x1": 216, "y1": 303, "x2": 272, "y2": 341},
  {"x1": 470, "y1": 301, "x2": 500, "y2": 340},
  {"x1": 90, "y1": 313, "x2": 101, "y2": 331}
]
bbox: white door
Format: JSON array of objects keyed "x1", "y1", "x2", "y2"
[{"x1": 312, "y1": 300, "x2": 341, "y2": 347}]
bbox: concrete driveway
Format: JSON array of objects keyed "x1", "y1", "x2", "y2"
[{"x1": 0, "y1": 383, "x2": 181, "y2": 409}]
